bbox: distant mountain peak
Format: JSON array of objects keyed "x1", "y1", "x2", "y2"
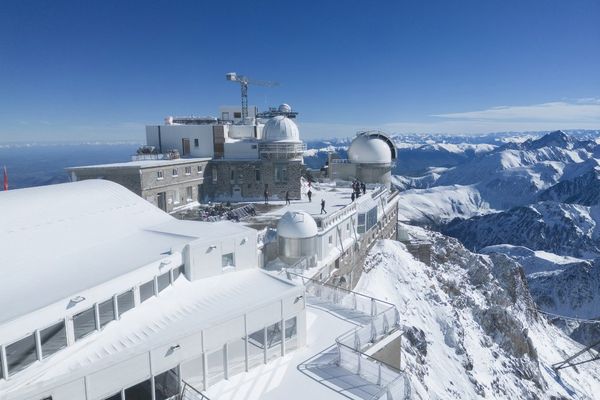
[{"x1": 526, "y1": 130, "x2": 571, "y2": 149}]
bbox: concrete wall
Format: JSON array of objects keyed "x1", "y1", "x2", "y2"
[
  {"x1": 224, "y1": 141, "x2": 259, "y2": 159},
  {"x1": 146, "y1": 125, "x2": 215, "y2": 158},
  {"x1": 184, "y1": 230, "x2": 257, "y2": 281}
]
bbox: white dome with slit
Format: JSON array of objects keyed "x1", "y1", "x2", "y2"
[
  {"x1": 278, "y1": 103, "x2": 292, "y2": 113},
  {"x1": 277, "y1": 211, "x2": 318, "y2": 239},
  {"x1": 348, "y1": 135, "x2": 392, "y2": 164},
  {"x1": 263, "y1": 116, "x2": 300, "y2": 142}
]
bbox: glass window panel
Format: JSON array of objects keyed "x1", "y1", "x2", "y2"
[
  {"x1": 285, "y1": 317, "x2": 297, "y2": 340},
  {"x1": 266, "y1": 322, "x2": 282, "y2": 361},
  {"x1": 207, "y1": 347, "x2": 225, "y2": 386},
  {"x1": 124, "y1": 379, "x2": 152, "y2": 400},
  {"x1": 40, "y1": 321, "x2": 67, "y2": 359},
  {"x1": 98, "y1": 299, "x2": 115, "y2": 329},
  {"x1": 172, "y1": 265, "x2": 183, "y2": 281},
  {"x1": 247, "y1": 329, "x2": 264, "y2": 370},
  {"x1": 221, "y1": 253, "x2": 235, "y2": 269},
  {"x1": 227, "y1": 337, "x2": 246, "y2": 377},
  {"x1": 73, "y1": 307, "x2": 97, "y2": 341},
  {"x1": 154, "y1": 368, "x2": 180, "y2": 400},
  {"x1": 140, "y1": 280, "x2": 155, "y2": 303},
  {"x1": 157, "y1": 272, "x2": 171, "y2": 293},
  {"x1": 117, "y1": 290, "x2": 135, "y2": 316},
  {"x1": 6, "y1": 334, "x2": 37, "y2": 375},
  {"x1": 103, "y1": 393, "x2": 122, "y2": 400}
]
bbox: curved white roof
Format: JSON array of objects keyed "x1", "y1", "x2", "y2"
[
  {"x1": 263, "y1": 115, "x2": 300, "y2": 142},
  {"x1": 348, "y1": 135, "x2": 392, "y2": 164},
  {"x1": 277, "y1": 211, "x2": 318, "y2": 239}
]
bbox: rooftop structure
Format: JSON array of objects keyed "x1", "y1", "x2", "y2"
[
  {"x1": 0, "y1": 180, "x2": 306, "y2": 399},
  {"x1": 329, "y1": 131, "x2": 397, "y2": 187}
]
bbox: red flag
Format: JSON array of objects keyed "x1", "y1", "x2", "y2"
[{"x1": 3, "y1": 166, "x2": 7, "y2": 191}]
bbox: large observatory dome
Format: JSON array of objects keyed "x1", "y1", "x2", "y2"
[
  {"x1": 263, "y1": 116, "x2": 300, "y2": 142},
  {"x1": 277, "y1": 211, "x2": 318, "y2": 239},
  {"x1": 348, "y1": 134, "x2": 394, "y2": 164}
]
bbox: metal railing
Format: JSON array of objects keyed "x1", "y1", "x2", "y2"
[
  {"x1": 180, "y1": 380, "x2": 210, "y2": 400},
  {"x1": 285, "y1": 271, "x2": 411, "y2": 399}
]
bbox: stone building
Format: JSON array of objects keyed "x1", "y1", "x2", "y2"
[{"x1": 68, "y1": 158, "x2": 210, "y2": 213}]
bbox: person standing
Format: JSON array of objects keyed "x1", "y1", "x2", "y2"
[
  {"x1": 307, "y1": 189, "x2": 312, "y2": 202},
  {"x1": 264, "y1": 189, "x2": 269, "y2": 205},
  {"x1": 351, "y1": 192, "x2": 355, "y2": 202},
  {"x1": 361, "y1": 182, "x2": 366, "y2": 195},
  {"x1": 320, "y1": 198, "x2": 327, "y2": 214},
  {"x1": 285, "y1": 191, "x2": 291, "y2": 205}
]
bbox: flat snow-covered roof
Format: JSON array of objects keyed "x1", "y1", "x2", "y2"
[
  {"x1": 67, "y1": 157, "x2": 211, "y2": 170},
  {"x1": 0, "y1": 180, "x2": 251, "y2": 325}
]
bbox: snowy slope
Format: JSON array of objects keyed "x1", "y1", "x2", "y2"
[
  {"x1": 396, "y1": 185, "x2": 494, "y2": 225},
  {"x1": 356, "y1": 234, "x2": 600, "y2": 399}
]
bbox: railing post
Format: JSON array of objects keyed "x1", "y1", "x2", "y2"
[
  {"x1": 377, "y1": 362, "x2": 382, "y2": 386},
  {"x1": 371, "y1": 319, "x2": 377, "y2": 342},
  {"x1": 371, "y1": 298, "x2": 377, "y2": 317},
  {"x1": 353, "y1": 292, "x2": 357, "y2": 310}
]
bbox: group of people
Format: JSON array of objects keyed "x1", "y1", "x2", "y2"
[
  {"x1": 350, "y1": 180, "x2": 367, "y2": 202},
  {"x1": 262, "y1": 180, "x2": 328, "y2": 214}
]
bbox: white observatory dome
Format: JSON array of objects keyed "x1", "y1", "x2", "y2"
[
  {"x1": 348, "y1": 134, "x2": 393, "y2": 164},
  {"x1": 278, "y1": 103, "x2": 292, "y2": 113},
  {"x1": 277, "y1": 211, "x2": 318, "y2": 239},
  {"x1": 263, "y1": 115, "x2": 300, "y2": 142}
]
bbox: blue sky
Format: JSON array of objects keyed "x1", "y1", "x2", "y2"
[{"x1": 1, "y1": 0, "x2": 599, "y2": 142}]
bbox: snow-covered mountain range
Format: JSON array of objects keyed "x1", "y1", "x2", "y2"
[{"x1": 388, "y1": 129, "x2": 600, "y2": 348}]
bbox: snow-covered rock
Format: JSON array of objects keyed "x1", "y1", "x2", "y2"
[{"x1": 356, "y1": 233, "x2": 600, "y2": 399}]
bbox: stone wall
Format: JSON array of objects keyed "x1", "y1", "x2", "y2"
[
  {"x1": 70, "y1": 167, "x2": 142, "y2": 195},
  {"x1": 203, "y1": 159, "x2": 303, "y2": 202}
]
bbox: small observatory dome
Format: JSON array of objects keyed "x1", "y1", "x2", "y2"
[
  {"x1": 348, "y1": 134, "x2": 393, "y2": 164},
  {"x1": 277, "y1": 211, "x2": 318, "y2": 239},
  {"x1": 278, "y1": 103, "x2": 292, "y2": 113},
  {"x1": 277, "y1": 211, "x2": 318, "y2": 264},
  {"x1": 263, "y1": 116, "x2": 300, "y2": 142}
]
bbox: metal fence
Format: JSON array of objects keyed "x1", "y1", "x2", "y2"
[{"x1": 286, "y1": 272, "x2": 411, "y2": 399}]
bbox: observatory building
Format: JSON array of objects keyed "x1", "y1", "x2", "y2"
[
  {"x1": 68, "y1": 103, "x2": 306, "y2": 211},
  {"x1": 328, "y1": 131, "x2": 397, "y2": 187}
]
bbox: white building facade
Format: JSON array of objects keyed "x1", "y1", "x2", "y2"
[{"x1": 0, "y1": 180, "x2": 305, "y2": 400}]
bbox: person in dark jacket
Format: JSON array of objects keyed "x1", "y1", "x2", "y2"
[
  {"x1": 307, "y1": 190, "x2": 312, "y2": 202},
  {"x1": 320, "y1": 199, "x2": 327, "y2": 214},
  {"x1": 285, "y1": 191, "x2": 290, "y2": 205}
]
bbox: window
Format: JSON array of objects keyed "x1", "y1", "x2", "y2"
[
  {"x1": 328, "y1": 235, "x2": 333, "y2": 245},
  {"x1": 266, "y1": 322, "x2": 282, "y2": 361},
  {"x1": 140, "y1": 280, "x2": 155, "y2": 303},
  {"x1": 230, "y1": 169, "x2": 235, "y2": 183},
  {"x1": 40, "y1": 321, "x2": 67, "y2": 359},
  {"x1": 285, "y1": 317, "x2": 298, "y2": 352},
  {"x1": 194, "y1": 138, "x2": 199, "y2": 147},
  {"x1": 172, "y1": 168, "x2": 178, "y2": 177},
  {"x1": 255, "y1": 169, "x2": 261, "y2": 182},
  {"x1": 222, "y1": 111, "x2": 230, "y2": 120},
  {"x1": 117, "y1": 290, "x2": 135, "y2": 316},
  {"x1": 197, "y1": 165, "x2": 203, "y2": 173},
  {"x1": 346, "y1": 223, "x2": 350, "y2": 232},
  {"x1": 98, "y1": 298, "x2": 115, "y2": 328},
  {"x1": 357, "y1": 213, "x2": 366, "y2": 234},
  {"x1": 6, "y1": 334, "x2": 37, "y2": 375},
  {"x1": 125, "y1": 379, "x2": 152, "y2": 399},
  {"x1": 251, "y1": 144, "x2": 257, "y2": 149},
  {"x1": 73, "y1": 307, "x2": 97, "y2": 341},
  {"x1": 212, "y1": 167, "x2": 218, "y2": 184},
  {"x1": 157, "y1": 170, "x2": 164, "y2": 180},
  {"x1": 222, "y1": 253, "x2": 235, "y2": 269},
  {"x1": 184, "y1": 166, "x2": 192, "y2": 175},
  {"x1": 154, "y1": 368, "x2": 180, "y2": 400},
  {"x1": 274, "y1": 164, "x2": 287, "y2": 183},
  {"x1": 247, "y1": 328, "x2": 264, "y2": 369},
  {"x1": 186, "y1": 186, "x2": 193, "y2": 201},
  {"x1": 157, "y1": 271, "x2": 171, "y2": 293},
  {"x1": 233, "y1": 111, "x2": 242, "y2": 119},
  {"x1": 172, "y1": 265, "x2": 184, "y2": 281}
]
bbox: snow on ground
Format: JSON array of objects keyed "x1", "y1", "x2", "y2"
[{"x1": 354, "y1": 231, "x2": 600, "y2": 399}]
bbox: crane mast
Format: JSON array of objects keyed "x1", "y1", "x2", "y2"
[{"x1": 226, "y1": 72, "x2": 278, "y2": 120}]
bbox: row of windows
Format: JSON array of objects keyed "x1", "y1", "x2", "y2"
[
  {"x1": 156, "y1": 165, "x2": 203, "y2": 180},
  {"x1": 0, "y1": 265, "x2": 185, "y2": 380},
  {"x1": 101, "y1": 317, "x2": 298, "y2": 399},
  {"x1": 357, "y1": 207, "x2": 378, "y2": 234}
]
